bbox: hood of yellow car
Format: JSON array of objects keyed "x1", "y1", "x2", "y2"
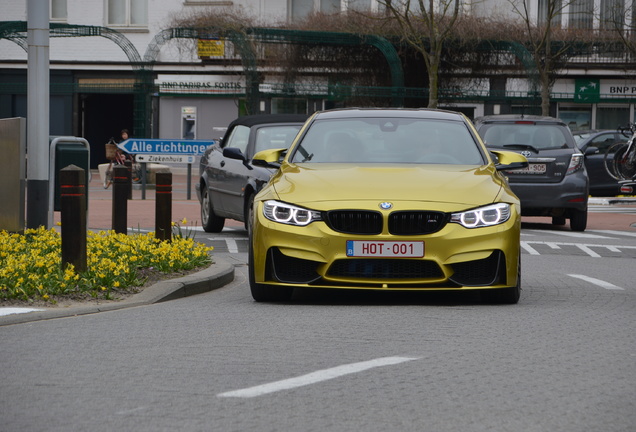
[{"x1": 269, "y1": 163, "x2": 505, "y2": 208}]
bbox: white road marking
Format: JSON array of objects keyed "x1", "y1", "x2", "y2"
[
  {"x1": 527, "y1": 230, "x2": 613, "y2": 239},
  {"x1": 521, "y1": 241, "x2": 636, "y2": 257},
  {"x1": 520, "y1": 242, "x2": 540, "y2": 255},
  {"x1": 0, "y1": 308, "x2": 44, "y2": 317},
  {"x1": 217, "y1": 356, "x2": 420, "y2": 398},
  {"x1": 568, "y1": 274, "x2": 624, "y2": 290},
  {"x1": 576, "y1": 244, "x2": 601, "y2": 258},
  {"x1": 207, "y1": 237, "x2": 246, "y2": 253},
  {"x1": 589, "y1": 207, "x2": 636, "y2": 214},
  {"x1": 588, "y1": 230, "x2": 636, "y2": 238},
  {"x1": 225, "y1": 238, "x2": 238, "y2": 253}
]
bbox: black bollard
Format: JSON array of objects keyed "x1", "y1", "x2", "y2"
[
  {"x1": 155, "y1": 171, "x2": 172, "y2": 242},
  {"x1": 112, "y1": 165, "x2": 129, "y2": 234},
  {"x1": 60, "y1": 165, "x2": 87, "y2": 272}
]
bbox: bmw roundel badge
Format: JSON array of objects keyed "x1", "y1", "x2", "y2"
[{"x1": 379, "y1": 202, "x2": 393, "y2": 210}]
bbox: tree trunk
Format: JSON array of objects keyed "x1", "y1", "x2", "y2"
[
  {"x1": 426, "y1": 49, "x2": 441, "y2": 109},
  {"x1": 541, "y1": 78, "x2": 551, "y2": 116}
]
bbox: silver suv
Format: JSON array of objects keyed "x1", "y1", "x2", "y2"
[{"x1": 474, "y1": 115, "x2": 589, "y2": 231}]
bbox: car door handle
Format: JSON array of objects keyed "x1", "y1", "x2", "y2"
[{"x1": 220, "y1": 161, "x2": 225, "y2": 167}]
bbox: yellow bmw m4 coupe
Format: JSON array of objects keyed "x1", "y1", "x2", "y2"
[{"x1": 248, "y1": 108, "x2": 528, "y2": 304}]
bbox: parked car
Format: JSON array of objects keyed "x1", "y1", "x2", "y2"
[
  {"x1": 572, "y1": 129, "x2": 629, "y2": 196},
  {"x1": 196, "y1": 114, "x2": 308, "y2": 232},
  {"x1": 248, "y1": 108, "x2": 528, "y2": 304},
  {"x1": 474, "y1": 115, "x2": 589, "y2": 231}
]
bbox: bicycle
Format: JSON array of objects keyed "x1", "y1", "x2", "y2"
[
  {"x1": 604, "y1": 123, "x2": 636, "y2": 182},
  {"x1": 103, "y1": 138, "x2": 142, "y2": 189}
]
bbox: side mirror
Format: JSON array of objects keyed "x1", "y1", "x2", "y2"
[
  {"x1": 223, "y1": 147, "x2": 246, "y2": 161},
  {"x1": 223, "y1": 147, "x2": 253, "y2": 170},
  {"x1": 491, "y1": 150, "x2": 529, "y2": 172},
  {"x1": 584, "y1": 146, "x2": 599, "y2": 156},
  {"x1": 252, "y1": 148, "x2": 286, "y2": 168}
]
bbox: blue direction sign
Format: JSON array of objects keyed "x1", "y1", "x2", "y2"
[{"x1": 117, "y1": 139, "x2": 215, "y2": 155}]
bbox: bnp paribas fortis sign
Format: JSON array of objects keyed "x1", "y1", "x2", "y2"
[{"x1": 198, "y1": 39, "x2": 225, "y2": 57}]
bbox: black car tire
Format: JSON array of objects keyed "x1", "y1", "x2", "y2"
[
  {"x1": 244, "y1": 192, "x2": 255, "y2": 237},
  {"x1": 482, "y1": 258, "x2": 520, "y2": 305},
  {"x1": 570, "y1": 208, "x2": 588, "y2": 232},
  {"x1": 248, "y1": 241, "x2": 293, "y2": 302},
  {"x1": 201, "y1": 187, "x2": 225, "y2": 233}
]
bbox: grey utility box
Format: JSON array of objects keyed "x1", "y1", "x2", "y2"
[{"x1": 0, "y1": 117, "x2": 26, "y2": 233}]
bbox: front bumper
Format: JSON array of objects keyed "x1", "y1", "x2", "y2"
[{"x1": 251, "y1": 202, "x2": 521, "y2": 291}]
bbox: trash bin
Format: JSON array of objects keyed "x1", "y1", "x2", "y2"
[{"x1": 51, "y1": 137, "x2": 90, "y2": 212}]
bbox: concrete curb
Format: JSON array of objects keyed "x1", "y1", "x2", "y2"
[
  {"x1": 589, "y1": 197, "x2": 636, "y2": 205},
  {"x1": 0, "y1": 258, "x2": 235, "y2": 327}
]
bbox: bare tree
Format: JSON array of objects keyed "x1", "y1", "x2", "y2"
[
  {"x1": 507, "y1": 0, "x2": 580, "y2": 115},
  {"x1": 378, "y1": 0, "x2": 462, "y2": 108},
  {"x1": 599, "y1": 0, "x2": 636, "y2": 58}
]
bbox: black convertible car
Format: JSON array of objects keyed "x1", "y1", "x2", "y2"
[{"x1": 196, "y1": 114, "x2": 308, "y2": 232}]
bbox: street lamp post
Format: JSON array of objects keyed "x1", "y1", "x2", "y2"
[{"x1": 26, "y1": 0, "x2": 50, "y2": 229}]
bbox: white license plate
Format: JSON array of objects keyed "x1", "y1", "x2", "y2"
[
  {"x1": 508, "y1": 163, "x2": 547, "y2": 174},
  {"x1": 346, "y1": 241, "x2": 424, "y2": 257}
]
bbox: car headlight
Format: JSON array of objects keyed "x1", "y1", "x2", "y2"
[
  {"x1": 450, "y1": 203, "x2": 511, "y2": 228},
  {"x1": 263, "y1": 200, "x2": 322, "y2": 226}
]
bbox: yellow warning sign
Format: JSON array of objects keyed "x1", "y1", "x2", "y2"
[{"x1": 198, "y1": 39, "x2": 225, "y2": 57}]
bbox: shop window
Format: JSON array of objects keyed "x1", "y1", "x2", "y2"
[
  {"x1": 107, "y1": 0, "x2": 147, "y2": 27},
  {"x1": 597, "y1": 106, "x2": 630, "y2": 129},
  {"x1": 558, "y1": 106, "x2": 592, "y2": 131}
]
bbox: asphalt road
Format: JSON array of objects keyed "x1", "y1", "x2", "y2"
[{"x1": 1, "y1": 220, "x2": 635, "y2": 431}]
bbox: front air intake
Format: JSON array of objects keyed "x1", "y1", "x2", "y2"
[
  {"x1": 388, "y1": 211, "x2": 447, "y2": 235},
  {"x1": 325, "y1": 210, "x2": 383, "y2": 234},
  {"x1": 328, "y1": 259, "x2": 443, "y2": 279}
]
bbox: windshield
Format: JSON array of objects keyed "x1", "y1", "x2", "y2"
[
  {"x1": 480, "y1": 124, "x2": 572, "y2": 150},
  {"x1": 289, "y1": 117, "x2": 484, "y2": 165},
  {"x1": 254, "y1": 125, "x2": 303, "y2": 153}
]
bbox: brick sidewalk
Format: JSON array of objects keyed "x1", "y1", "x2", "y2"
[{"x1": 53, "y1": 169, "x2": 242, "y2": 231}]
